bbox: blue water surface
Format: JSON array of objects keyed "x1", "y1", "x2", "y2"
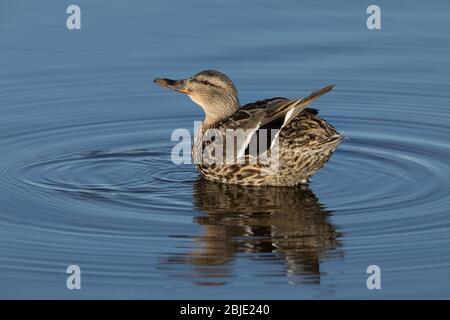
[{"x1": 1, "y1": 0, "x2": 450, "y2": 299}]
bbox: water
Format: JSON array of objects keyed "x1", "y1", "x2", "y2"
[{"x1": 1, "y1": 0, "x2": 450, "y2": 299}]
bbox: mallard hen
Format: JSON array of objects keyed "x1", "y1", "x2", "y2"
[{"x1": 154, "y1": 70, "x2": 342, "y2": 186}]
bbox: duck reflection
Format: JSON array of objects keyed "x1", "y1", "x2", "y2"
[{"x1": 163, "y1": 179, "x2": 342, "y2": 285}]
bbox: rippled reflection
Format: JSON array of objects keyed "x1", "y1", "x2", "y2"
[{"x1": 162, "y1": 179, "x2": 343, "y2": 285}]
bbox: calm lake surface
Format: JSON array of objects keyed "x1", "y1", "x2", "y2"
[{"x1": 1, "y1": 0, "x2": 450, "y2": 299}]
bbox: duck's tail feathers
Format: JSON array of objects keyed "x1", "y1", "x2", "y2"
[{"x1": 280, "y1": 84, "x2": 335, "y2": 130}]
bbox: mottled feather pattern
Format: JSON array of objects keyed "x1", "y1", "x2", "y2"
[
  {"x1": 154, "y1": 71, "x2": 340, "y2": 186},
  {"x1": 195, "y1": 85, "x2": 342, "y2": 186}
]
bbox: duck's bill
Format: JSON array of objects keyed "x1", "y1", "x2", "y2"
[{"x1": 153, "y1": 78, "x2": 189, "y2": 94}]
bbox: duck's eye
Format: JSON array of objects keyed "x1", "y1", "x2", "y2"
[{"x1": 193, "y1": 78, "x2": 219, "y2": 88}]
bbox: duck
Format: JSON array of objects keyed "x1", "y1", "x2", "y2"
[{"x1": 154, "y1": 70, "x2": 342, "y2": 186}]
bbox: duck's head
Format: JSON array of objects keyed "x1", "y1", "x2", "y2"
[{"x1": 154, "y1": 70, "x2": 240, "y2": 126}]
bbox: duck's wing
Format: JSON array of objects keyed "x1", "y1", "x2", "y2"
[
  {"x1": 214, "y1": 85, "x2": 335, "y2": 158},
  {"x1": 262, "y1": 84, "x2": 334, "y2": 130},
  {"x1": 219, "y1": 85, "x2": 334, "y2": 131}
]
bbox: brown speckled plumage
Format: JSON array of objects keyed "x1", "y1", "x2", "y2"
[{"x1": 154, "y1": 70, "x2": 342, "y2": 186}]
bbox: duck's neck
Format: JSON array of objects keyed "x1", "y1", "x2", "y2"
[
  {"x1": 189, "y1": 93, "x2": 240, "y2": 130},
  {"x1": 203, "y1": 101, "x2": 240, "y2": 129}
]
